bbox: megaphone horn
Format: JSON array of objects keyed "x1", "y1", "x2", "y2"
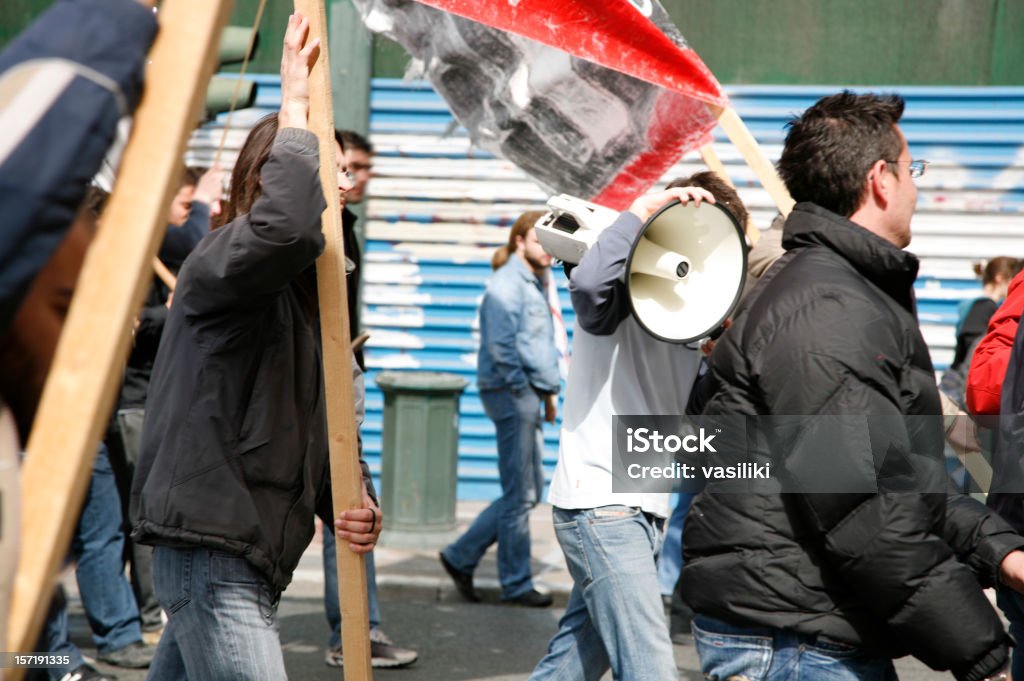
[
  {"x1": 631, "y1": 237, "x2": 692, "y2": 281},
  {"x1": 625, "y1": 199, "x2": 747, "y2": 345}
]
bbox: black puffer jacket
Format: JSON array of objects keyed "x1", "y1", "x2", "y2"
[
  {"x1": 683, "y1": 203, "x2": 1024, "y2": 681},
  {"x1": 132, "y1": 129, "x2": 372, "y2": 592}
]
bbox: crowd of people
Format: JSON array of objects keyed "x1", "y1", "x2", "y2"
[{"x1": 3, "y1": 1, "x2": 1024, "y2": 681}]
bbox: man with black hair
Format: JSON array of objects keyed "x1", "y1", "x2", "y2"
[{"x1": 684, "y1": 91, "x2": 1024, "y2": 681}]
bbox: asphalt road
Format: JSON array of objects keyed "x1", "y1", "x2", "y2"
[{"x1": 66, "y1": 586, "x2": 945, "y2": 681}]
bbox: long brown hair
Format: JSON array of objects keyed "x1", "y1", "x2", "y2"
[
  {"x1": 492, "y1": 210, "x2": 546, "y2": 270},
  {"x1": 974, "y1": 257, "x2": 1022, "y2": 286},
  {"x1": 212, "y1": 112, "x2": 280, "y2": 229}
]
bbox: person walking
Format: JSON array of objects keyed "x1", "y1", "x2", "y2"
[{"x1": 440, "y1": 211, "x2": 560, "y2": 607}]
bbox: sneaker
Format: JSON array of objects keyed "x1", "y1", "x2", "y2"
[
  {"x1": 58, "y1": 663, "x2": 117, "y2": 681},
  {"x1": 370, "y1": 628, "x2": 418, "y2": 668},
  {"x1": 439, "y1": 552, "x2": 480, "y2": 602},
  {"x1": 141, "y1": 625, "x2": 164, "y2": 646},
  {"x1": 97, "y1": 641, "x2": 155, "y2": 669},
  {"x1": 324, "y1": 645, "x2": 344, "y2": 668},
  {"x1": 502, "y1": 588, "x2": 553, "y2": 608},
  {"x1": 323, "y1": 630, "x2": 419, "y2": 669}
]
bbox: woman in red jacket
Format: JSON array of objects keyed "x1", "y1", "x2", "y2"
[{"x1": 967, "y1": 267, "x2": 1024, "y2": 416}]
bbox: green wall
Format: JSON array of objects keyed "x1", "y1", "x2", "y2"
[
  {"x1": 661, "y1": 0, "x2": 1024, "y2": 85},
  {"x1": 365, "y1": 0, "x2": 1024, "y2": 85},
  {"x1": 0, "y1": 0, "x2": 45, "y2": 48},
  {"x1": 2, "y1": 0, "x2": 1022, "y2": 85}
]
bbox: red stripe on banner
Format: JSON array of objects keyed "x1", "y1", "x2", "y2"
[
  {"x1": 592, "y1": 91, "x2": 717, "y2": 209},
  {"x1": 412, "y1": 0, "x2": 726, "y2": 107}
]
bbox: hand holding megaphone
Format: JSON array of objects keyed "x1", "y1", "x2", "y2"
[
  {"x1": 534, "y1": 189, "x2": 747, "y2": 345},
  {"x1": 628, "y1": 186, "x2": 716, "y2": 222}
]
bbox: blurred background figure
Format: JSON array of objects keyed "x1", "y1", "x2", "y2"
[
  {"x1": 440, "y1": 211, "x2": 560, "y2": 609},
  {"x1": 940, "y1": 256, "x2": 1022, "y2": 410}
]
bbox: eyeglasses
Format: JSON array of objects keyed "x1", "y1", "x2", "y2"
[
  {"x1": 885, "y1": 159, "x2": 929, "y2": 179},
  {"x1": 341, "y1": 170, "x2": 356, "y2": 184}
]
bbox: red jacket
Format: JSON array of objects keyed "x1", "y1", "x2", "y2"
[{"x1": 967, "y1": 269, "x2": 1024, "y2": 415}]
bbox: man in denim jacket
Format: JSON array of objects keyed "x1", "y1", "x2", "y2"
[{"x1": 440, "y1": 211, "x2": 561, "y2": 607}]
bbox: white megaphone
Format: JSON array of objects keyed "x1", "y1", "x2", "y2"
[
  {"x1": 535, "y1": 194, "x2": 747, "y2": 344},
  {"x1": 534, "y1": 195, "x2": 620, "y2": 265}
]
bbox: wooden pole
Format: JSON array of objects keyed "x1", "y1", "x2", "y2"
[
  {"x1": 5, "y1": 0, "x2": 234, "y2": 670},
  {"x1": 152, "y1": 257, "x2": 177, "y2": 290},
  {"x1": 699, "y1": 142, "x2": 760, "y2": 245},
  {"x1": 707, "y1": 104, "x2": 795, "y2": 218},
  {"x1": 294, "y1": 0, "x2": 373, "y2": 679}
]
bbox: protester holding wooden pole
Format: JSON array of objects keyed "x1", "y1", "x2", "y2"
[{"x1": 129, "y1": 11, "x2": 381, "y2": 679}]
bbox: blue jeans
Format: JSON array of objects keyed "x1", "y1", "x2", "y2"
[
  {"x1": 148, "y1": 546, "x2": 287, "y2": 681},
  {"x1": 693, "y1": 615, "x2": 898, "y2": 681},
  {"x1": 442, "y1": 388, "x2": 545, "y2": 599},
  {"x1": 37, "y1": 587, "x2": 85, "y2": 680},
  {"x1": 322, "y1": 526, "x2": 381, "y2": 648},
  {"x1": 657, "y1": 492, "x2": 696, "y2": 596},
  {"x1": 528, "y1": 506, "x2": 675, "y2": 681},
  {"x1": 997, "y1": 589, "x2": 1024, "y2": 680},
  {"x1": 72, "y1": 442, "x2": 143, "y2": 653}
]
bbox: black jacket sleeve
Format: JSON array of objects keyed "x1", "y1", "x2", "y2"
[
  {"x1": 943, "y1": 489, "x2": 1024, "y2": 587},
  {"x1": 180, "y1": 128, "x2": 327, "y2": 318}
]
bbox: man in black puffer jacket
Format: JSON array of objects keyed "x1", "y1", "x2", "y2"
[{"x1": 683, "y1": 91, "x2": 1024, "y2": 681}]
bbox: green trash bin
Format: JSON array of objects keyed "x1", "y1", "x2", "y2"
[{"x1": 375, "y1": 371, "x2": 469, "y2": 548}]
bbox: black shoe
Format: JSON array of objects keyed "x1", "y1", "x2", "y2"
[
  {"x1": 58, "y1": 664, "x2": 117, "y2": 681},
  {"x1": 503, "y1": 589, "x2": 553, "y2": 608},
  {"x1": 97, "y1": 641, "x2": 155, "y2": 669},
  {"x1": 439, "y1": 552, "x2": 480, "y2": 602}
]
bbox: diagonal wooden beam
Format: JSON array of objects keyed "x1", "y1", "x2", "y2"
[
  {"x1": 699, "y1": 142, "x2": 761, "y2": 245},
  {"x1": 5, "y1": 0, "x2": 235, "y2": 672},
  {"x1": 707, "y1": 104, "x2": 796, "y2": 219},
  {"x1": 293, "y1": 0, "x2": 373, "y2": 678}
]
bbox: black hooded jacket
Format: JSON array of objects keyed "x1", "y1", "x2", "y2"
[
  {"x1": 132, "y1": 129, "x2": 372, "y2": 592},
  {"x1": 683, "y1": 203, "x2": 1024, "y2": 681}
]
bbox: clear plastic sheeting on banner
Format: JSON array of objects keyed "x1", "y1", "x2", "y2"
[{"x1": 353, "y1": 0, "x2": 723, "y2": 209}]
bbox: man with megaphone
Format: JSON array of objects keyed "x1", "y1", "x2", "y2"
[{"x1": 529, "y1": 176, "x2": 747, "y2": 681}]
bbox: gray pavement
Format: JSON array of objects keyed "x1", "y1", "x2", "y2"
[{"x1": 62, "y1": 501, "x2": 946, "y2": 679}]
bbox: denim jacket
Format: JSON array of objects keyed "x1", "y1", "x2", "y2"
[{"x1": 476, "y1": 256, "x2": 561, "y2": 394}]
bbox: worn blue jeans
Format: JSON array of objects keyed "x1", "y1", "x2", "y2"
[
  {"x1": 39, "y1": 444, "x2": 142, "y2": 678},
  {"x1": 148, "y1": 546, "x2": 287, "y2": 681},
  {"x1": 72, "y1": 442, "x2": 143, "y2": 653},
  {"x1": 657, "y1": 491, "x2": 696, "y2": 596},
  {"x1": 693, "y1": 615, "x2": 898, "y2": 681},
  {"x1": 322, "y1": 526, "x2": 381, "y2": 648},
  {"x1": 528, "y1": 505, "x2": 675, "y2": 681},
  {"x1": 997, "y1": 589, "x2": 1024, "y2": 680},
  {"x1": 442, "y1": 387, "x2": 545, "y2": 600}
]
